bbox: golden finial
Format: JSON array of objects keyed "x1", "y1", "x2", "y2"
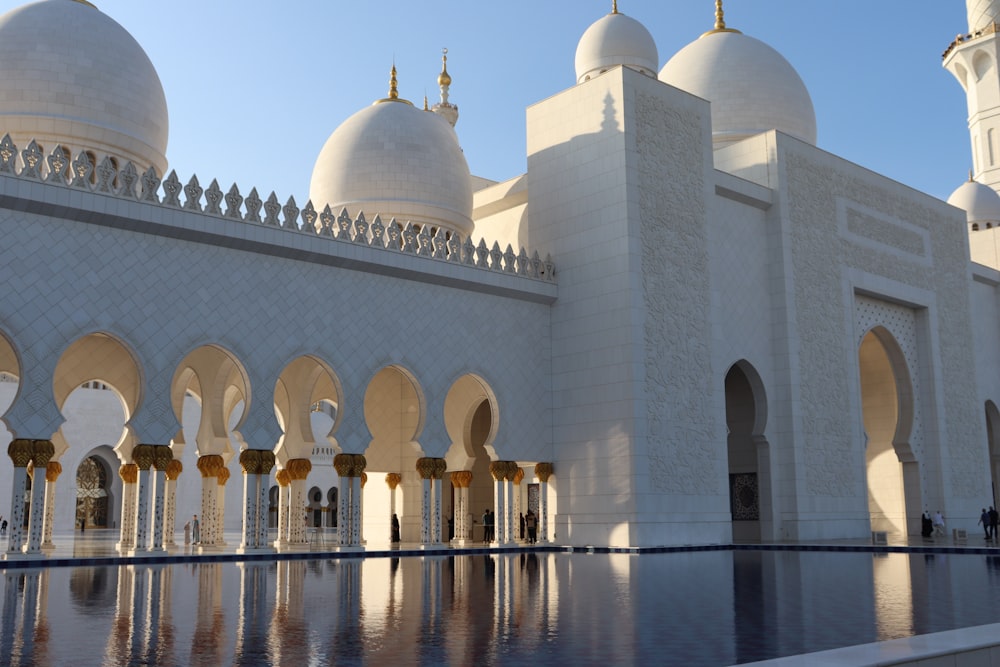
[
  {"x1": 438, "y1": 48, "x2": 452, "y2": 88},
  {"x1": 374, "y1": 63, "x2": 413, "y2": 106},
  {"x1": 702, "y1": 0, "x2": 742, "y2": 37},
  {"x1": 389, "y1": 64, "x2": 399, "y2": 100},
  {"x1": 612, "y1": 0, "x2": 618, "y2": 14},
  {"x1": 424, "y1": 94, "x2": 429, "y2": 111}
]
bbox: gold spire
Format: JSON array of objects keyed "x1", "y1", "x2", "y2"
[
  {"x1": 375, "y1": 63, "x2": 413, "y2": 106},
  {"x1": 424, "y1": 94, "x2": 429, "y2": 111},
  {"x1": 438, "y1": 48, "x2": 452, "y2": 88},
  {"x1": 612, "y1": 0, "x2": 618, "y2": 14},
  {"x1": 701, "y1": 0, "x2": 742, "y2": 37}
]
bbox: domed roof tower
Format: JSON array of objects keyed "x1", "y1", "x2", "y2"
[
  {"x1": 659, "y1": 1, "x2": 816, "y2": 149},
  {"x1": 309, "y1": 66, "x2": 473, "y2": 238},
  {"x1": 0, "y1": 0, "x2": 169, "y2": 176},
  {"x1": 574, "y1": 1, "x2": 658, "y2": 84},
  {"x1": 948, "y1": 175, "x2": 1000, "y2": 227}
]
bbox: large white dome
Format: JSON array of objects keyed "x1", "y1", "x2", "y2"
[
  {"x1": 948, "y1": 178, "x2": 1000, "y2": 225},
  {"x1": 659, "y1": 30, "x2": 816, "y2": 148},
  {"x1": 310, "y1": 96, "x2": 473, "y2": 237},
  {"x1": 575, "y1": 9, "x2": 658, "y2": 84},
  {"x1": 0, "y1": 0, "x2": 168, "y2": 176}
]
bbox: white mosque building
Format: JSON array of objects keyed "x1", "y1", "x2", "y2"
[{"x1": 3, "y1": 0, "x2": 1000, "y2": 556}]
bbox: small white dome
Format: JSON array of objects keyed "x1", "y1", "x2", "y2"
[
  {"x1": 947, "y1": 179, "x2": 1000, "y2": 224},
  {"x1": 0, "y1": 0, "x2": 168, "y2": 175},
  {"x1": 575, "y1": 9, "x2": 658, "y2": 84},
  {"x1": 659, "y1": 30, "x2": 816, "y2": 148},
  {"x1": 968, "y1": 0, "x2": 1000, "y2": 32},
  {"x1": 310, "y1": 98, "x2": 473, "y2": 237}
]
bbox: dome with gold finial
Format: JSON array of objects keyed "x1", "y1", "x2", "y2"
[
  {"x1": 659, "y1": 0, "x2": 816, "y2": 148},
  {"x1": 574, "y1": 1, "x2": 658, "y2": 84},
  {"x1": 431, "y1": 48, "x2": 459, "y2": 128},
  {"x1": 310, "y1": 65, "x2": 473, "y2": 237},
  {"x1": 0, "y1": 0, "x2": 168, "y2": 175}
]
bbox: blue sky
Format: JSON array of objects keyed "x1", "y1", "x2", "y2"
[{"x1": 32, "y1": 1, "x2": 974, "y2": 203}]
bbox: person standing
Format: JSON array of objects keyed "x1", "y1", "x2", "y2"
[
  {"x1": 933, "y1": 510, "x2": 946, "y2": 537},
  {"x1": 191, "y1": 514, "x2": 200, "y2": 544},
  {"x1": 526, "y1": 510, "x2": 537, "y2": 544},
  {"x1": 980, "y1": 508, "x2": 991, "y2": 539},
  {"x1": 391, "y1": 513, "x2": 400, "y2": 543},
  {"x1": 990, "y1": 507, "x2": 998, "y2": 540}
]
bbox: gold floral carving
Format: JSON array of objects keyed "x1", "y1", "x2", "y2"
[
  {"x1": 217, "y1": 466, "x2": 231, "y2": 486},
  {"x1": 152, "y1": 445, "x2": 174, "y2": 471},
  {"x1": 119, "y1": 463, "x2": 138, "y2": 485},
  {"x1": 197, "y1": 454, "x2": 225, "y2": 478},
  {"x1": 489, "y1": 460, "x2": 506, "y2": 481},
  {"x1": 286, "y1": 458, "x2": 312, "y2": 481},
  {"x1": 132, "y1": 444, "x2": 155, "y2": 470},
  {"x1": 416, "y1": 457, "x2": 437, "y2": 480},
  {"x1": 239, "y1": 449, "x2": 261, "y2": 475},
  {"x1": 535, "y1": 462, "x2": 554, "y2": 482},
  {"x1": 165, "y1": 459, "x2": 183, "y2": 481},
  {"x1": 513, "y1": 467, "x2": 525, "y2": 485},
  {"x1": 31, "y1": 439, "x2": 55, "y2": 467},
  {"x1": 258, "y1": 450, "x2": 276, "y2": 475},
  {"x1": 385, "y1": 472, "x2": 402, "y2": 489},
  {"x1": 333, "y1": 453, "x2": 352, "y2": 477},
  {"x1": 450, "y1": 470, "x2": 473, "y2": 488},
  {"x1": 7, "y1": 439, "x2": 33, "y2": 467},
  {"x1": 45, "y1": 461, "x2": 62, "y2": 482},
  {"x1": 350, "y1": 454, "x2": 367, "y2": 477},
  {"x1": 360, "y1": 472, "x2": 368, "y2": 488},
  {"x1": 431, "y1": 458, "x2": 447, "y2": 480},
  {"x1": 275, "y1": 469, "x2": 290, "y2": 487}
]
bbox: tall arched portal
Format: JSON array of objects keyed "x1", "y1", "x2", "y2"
[
  {"x1": 859, "y1": 328, "x2": 921, "y2": 537},
  {"x1": 76, "y1": 454, "x2": 112, "y2": 528},
  {"x1": 986, "y1": 401, "x2": 1000, "y2": 507},
  {"x1": 725, "y1": 362, "x2": 770, "y2": 542}
]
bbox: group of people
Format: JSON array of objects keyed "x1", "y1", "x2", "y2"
[
  {"x1": 183, "y1": 514, "x2": 200, "y2": 545},
  {"x1": 921, "y1": 510, "x2": 947, "y2": 538},
  {"x1": 979, "y1": 507, "x2": 1000, "y2": 540},
  {"x1": 482, "y1": 509, "x2": 495, "y2": 543},
  {"x1": 519, "y1": 510, "x2": 539, "y2": 544}
]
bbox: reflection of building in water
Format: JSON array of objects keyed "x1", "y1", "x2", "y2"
[{"x1": 9, "y1": 0, "x2": 1000, "y2": 551}]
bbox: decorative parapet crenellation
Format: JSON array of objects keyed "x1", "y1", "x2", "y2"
[{"x1": 0, "y1": 135, "x2": 556, "y2": 282}]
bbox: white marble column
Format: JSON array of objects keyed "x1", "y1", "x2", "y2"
[
  {"x1": 513, "y1": 467, "x2": 524, "y2": 542},
  {"x1": 24, "y1": 441, "x2": 54, "y2": 555},
  {"x1": 421, "y1": 477, "x2": 431, "y2": 544},
  {"x1": 386, "y1": 473, "x2": 401, "y2": 543},
  {"x1": 350, "y1": 475, "x2": 362, "y2": 546},
  {"x1": 196, "y1": 454, "x2": 224, "y2": 549},
  {"x1": 275, "y1": 470, "x2": 289, "y2": 546},
  {"x1": 41, "y1": 462, "x2": 61, "y2": 550},
  {"x1": 535, "y1": 463, "x2": 554, "y2": 544},
  {"x1": 149, "y1": 463, "x2": 167, "y2": 552},
  {"x1": 258, "y1": 453, "x2": 274, "y2": 549},
  {"x1": 286, "y1": 459, "x2": 311, "y2": 547},
  {"x1": 215, "y1": 467, "x2": 230, "y2": 546},
  {"x1": 163, "y1": 459, "x2": 181, "y2": 547},
  {"x1": 494, "y1": 477, "x2": 506, "y2": 545},
  {"x1": 131, "y1": 445, "x2": 155, "y2": 554},
  {"x1": 239, "y1": 450, "x2": 260, "y2": 550},
  {"x1": 431, "y1": 477, "x2": 443, "y2": 544},
  {"x1": 116, "y1": 464, "x2": 137, "y2": 551},
  {"x1": 5, "y1": 440, "x2": 31, "y2": 556},
  {"x1": 503, "y1": 478, "x2": 515, "y2": 546}
]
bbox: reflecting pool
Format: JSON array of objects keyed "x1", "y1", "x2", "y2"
[{"x1": 3, "y1": 550, "x2": 1000, "y2": 666}]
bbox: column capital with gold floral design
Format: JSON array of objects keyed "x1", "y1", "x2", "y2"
[
  {"x1": 385, "y1": 472, "x2": 402, "y2": 489},
  {"x1": 534, "y1": 462, "x2": 554, "y2": 482}
]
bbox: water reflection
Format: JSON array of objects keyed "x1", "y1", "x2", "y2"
[{"x1": 3, "y1": 551, "x2": 1000, "y2": 665}]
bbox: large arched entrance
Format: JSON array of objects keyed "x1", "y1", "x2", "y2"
[
  {"x1": 987, "y1": 401, "x2": 1000, "y2": 508},
  {"x1": 724, "y1": 361, "x2": 770, "y2": 543},
  {"x1": 76, "y1": 454, "x2": 113, "y2": 528},
  {"x1": 859, "y1": 327, "x2": 921, "y2": 537}
]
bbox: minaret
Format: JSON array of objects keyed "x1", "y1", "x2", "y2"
[
  {"x1": 944, "y1": 1, "x2": 1000, "y2": 192},
  {"x1": 431, "y1": 48, "x2": 459, "y2": 127}
]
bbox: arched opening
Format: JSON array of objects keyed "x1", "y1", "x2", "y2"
[
  {"x1": 76, "y1": 454, "x2": 112, "y2": 529},
  {"x1": 986, "y1": 401, "x2": 1000, "y2": 508},
  {"x1": 443, "y1": 374, "x2": 500, "y2": 544},
  {"x1": 725, "y1": 361, "x2": 770, "y2": 543},
  {"x1": 268, "y1": 485, "x2": 279, "y2": 528},
  {"x1": 308, "y1": 486, "x2": 323, "y2": 527},
  {"x1": 363, "y1": 365, "x2": 425, "y2": 544},
  {"x1": 327, "y1": 487, "x2": 338, "y2": 528},
  {"x1": 859, "y1": 327, "x2": 921, "y2": 537}
]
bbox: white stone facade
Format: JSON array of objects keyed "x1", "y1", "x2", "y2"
[{"x1": 3, "y1": 1, "x2": 1000, "y2": 552}]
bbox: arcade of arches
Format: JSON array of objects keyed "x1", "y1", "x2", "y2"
[{"x1": 0, "y1": 333, "x2": 556, "y2": 557}]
